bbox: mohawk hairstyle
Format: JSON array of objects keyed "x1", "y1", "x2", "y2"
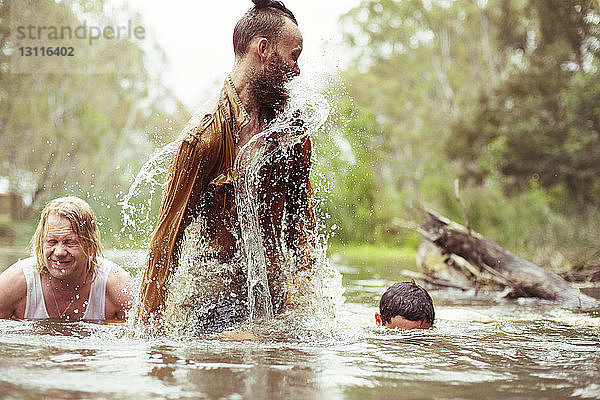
[{"x1": 233, "y1": 0, "x2": 297, "y2": 56}]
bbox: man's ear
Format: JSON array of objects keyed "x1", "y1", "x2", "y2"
[
  {"x1": 257, "y1": 38, "x2": 269, "y2": 61},
  {"x1": 375, "y1": 312, "x2": 382, "y2": 326}
]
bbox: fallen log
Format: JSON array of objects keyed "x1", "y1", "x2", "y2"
[
  {"x1": 559, "y1": 263, "x2": 600, "y2": 284},
  {"x1": 416, "y1": 212, "x2": 599, "y2": 310}
]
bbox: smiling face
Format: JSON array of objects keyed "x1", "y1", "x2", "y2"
[{"x1": 42, "y1": 214, "x2": 88, "y2": 281}]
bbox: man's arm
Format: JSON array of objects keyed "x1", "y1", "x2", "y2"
[
  {"x1": 136, "y1": 117, "x2": 220, "y2": 322},
  {"x1": 0, "y1": 263, "x2": 27, "y2": 319},
  {"x1": 285, "y1": 136, "x2": 317, "y2": 272},
  {"x1": 282, "y1": 136, "x2": 317, "y2": 308},
  {"x1": 105, "y1": 264, "x2": 135, "y2": 321}
]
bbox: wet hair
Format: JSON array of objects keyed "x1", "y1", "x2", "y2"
[
  {"x1": 31, "y1": 196, "x2": 103, "y2": 281},
  {"x1": 379, "y1": 282, "x2": 435, "y2": 326},
  {"x1": 233, "y1": 0, "x2": 298, "y2": 57}
]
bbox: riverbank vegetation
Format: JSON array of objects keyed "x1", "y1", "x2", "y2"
[
  {"x1": 1, "y1": 0, "x2": 598, "y2": 273},
  {"x1": 317, "y1": 0, "x2": 600, "y2": 271}
]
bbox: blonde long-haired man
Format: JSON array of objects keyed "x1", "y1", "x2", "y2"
[{"x1": 0, "y1": 196, "x2": 134, "y2": 321}]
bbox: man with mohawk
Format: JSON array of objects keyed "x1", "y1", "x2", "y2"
[{"x1": 137, "y1": 0, "x2": 317, "y2": 333}]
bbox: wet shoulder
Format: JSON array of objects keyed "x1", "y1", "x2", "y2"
[
  {"x1": 99, "y1": 257, "x2": 134, "y2": 315},
  {"x1": 0, "y1": 257, "x2": 30, "y2": 306},
  {"x1": 181, "y1": 95, "x2": 225, "y2": 146},
  {"x1": 98, "y1": 257, "x2": 131, "y2": 285},
  {"x1": 3, "y1": 256, "x2": 35, "y2": 278},
  {"x1": 97, "y1": 256, "x2": 118, "y2": 275}
]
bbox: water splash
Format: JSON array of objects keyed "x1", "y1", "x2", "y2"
[
  {"x1": 117, "y1": 138, "x2": 182, "y2": 250},
  {"x1": 232, "y1": 97, "x2": 334, "y2": 325}
]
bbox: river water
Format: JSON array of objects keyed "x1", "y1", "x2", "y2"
[{"x1": 0, "y1": 250, "x2": 598, "y2": 400}]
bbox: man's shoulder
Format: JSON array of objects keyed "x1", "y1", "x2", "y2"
[
  {"x1": 0, "y1": 260, "x2": 28, "y2": 318},
  {"x1": 97, "y1": 256, "x2": 118, "y2": 268},
  {"x1": 181, "y1": 114, "x2": 217, "y2": 144},
  {"x1": 0, "y1": 257, "x2": 30, "y2": 294},
  {"x1": 98, "y1": 257, "x2": 130, "y2": 283},
  {"x1": 97, "y1": 257, "x2": 126, "y2": 277},
  {"x1": 3, "y1": 257, "x2": 35, "y2": 276},
  {"x1": 180, "y1": 88, "x2": 227, "y2": 144},
  {"x1": 100, "y1": 257, "x2": 134, "y2": 316}
]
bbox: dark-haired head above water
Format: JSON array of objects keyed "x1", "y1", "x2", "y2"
[{"x1": 375, "y1": 282, "x2": 435, "y2": 329}]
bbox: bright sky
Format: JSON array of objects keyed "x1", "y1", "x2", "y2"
[{"x1": 126, "y1": 0, "x2": 361, "y2": 110}]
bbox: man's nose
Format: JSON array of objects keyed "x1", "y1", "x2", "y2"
[{"x1": 53, "y1": 243, "x2": 68, "y2": 256}]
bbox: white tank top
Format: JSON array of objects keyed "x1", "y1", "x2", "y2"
[{"x1": 19, "y1": 257, "x2": 113, "y2": 321}]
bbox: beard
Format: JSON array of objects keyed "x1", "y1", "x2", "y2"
[{"x1": 248, "y1": 52, "x2": 296, "y2": 124}]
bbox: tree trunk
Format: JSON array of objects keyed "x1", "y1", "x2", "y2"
[{"x1": 417, "y1": 212, "x2": 599, "y2": 310}]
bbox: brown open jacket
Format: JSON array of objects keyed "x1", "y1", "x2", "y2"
[{"x1": 136, "y1": 79, "x2": 316, "y2": 322}]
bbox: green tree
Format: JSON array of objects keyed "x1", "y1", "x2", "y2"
[
  {"x1": 339, "y1": 0, "x2": 509, "y2": 228},
  {"x1": 449, "y1": 0, "x2": 600, "y2": 205},
  {"x1": 336, "y1": 0, "x2": 600, "y2": 264},
  {"x1": 313, "y1": 102, "x2": 381, "y2": 245},
  {"x1": 0, "y1": 0, "x2": 189, "y2": 246}
]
